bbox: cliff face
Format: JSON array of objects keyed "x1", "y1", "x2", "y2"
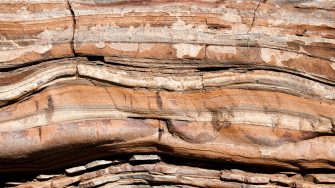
[{"x1": 0, "y1": 0, "x2": 335, "y2": 187}]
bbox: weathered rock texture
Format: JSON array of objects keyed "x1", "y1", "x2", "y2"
[{"x1": 0, "y1": 0, "x2": 334, "y2": 187}]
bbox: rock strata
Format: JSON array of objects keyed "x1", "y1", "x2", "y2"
[{"x1": 0, "y1": 0, "x2": 334, "y2": 187}]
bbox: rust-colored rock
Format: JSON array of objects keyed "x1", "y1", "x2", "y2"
[{"x1": 0, "y1": 0, "x2": 334, "y2": 187}]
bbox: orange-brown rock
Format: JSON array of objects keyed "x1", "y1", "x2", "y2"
[{"x1": 0, "y1": 0, "x2": 334, "y2": 187}]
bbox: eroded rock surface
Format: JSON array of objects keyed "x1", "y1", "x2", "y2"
[{"x1": 0, "y1": 0, "x2": 334, "y2": 187}]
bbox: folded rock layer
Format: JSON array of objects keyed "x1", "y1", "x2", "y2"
[{"x1": 0, "y1": 0, "x2": 334, "y2": 187}]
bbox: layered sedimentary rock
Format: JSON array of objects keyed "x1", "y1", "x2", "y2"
[
  {"x1": 7, "y1": 155, "x2": 335, "y2": 188},
  {"x1": 0, "y1": 0, "x2": 334, "y2": 187}
]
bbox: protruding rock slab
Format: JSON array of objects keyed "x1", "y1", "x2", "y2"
[{"x1": 130, "y1": 155, "x2": 161, "y2": 162}]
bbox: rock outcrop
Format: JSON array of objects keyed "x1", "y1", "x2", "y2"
[{"x1": 0, "y1": 0, "x2": 334, "y2": 187}]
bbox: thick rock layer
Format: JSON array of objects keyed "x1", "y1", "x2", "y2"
[{"x1": 0, "y1": 0, "x2": 334, "y2": 187}]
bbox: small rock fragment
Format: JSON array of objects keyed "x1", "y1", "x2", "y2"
[
  {"x1": 85, "y1": 160, "x2": 114, "y2": 169},
  {"x1": 130, "y1": 155, "x2": 161, "y2": 162},
  {"x1": 65, "y1": 166, "x2": 87, "y2": 174},
  {"x1": 36, "y1": 174, "x2": 61, "y2": 180},
  {"x1": 5, "y1": 182, "x2": 23, "y2": 186}
]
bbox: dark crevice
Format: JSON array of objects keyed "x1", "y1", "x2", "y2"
[
  {"x1": 66, "y1": 0, "x2": 76, "y2": 56},
  {"x1": 85, "y1": 55, "x2": 105, "y2": 62},
  {"x1": 127, "y1": 116, "x2": 170, "y2": 122},
  {"x1": 248, "y1": 2, "x2": 261, "y2": 32}
]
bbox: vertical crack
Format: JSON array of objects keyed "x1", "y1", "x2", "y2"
[
  {"x1": 248, "y1": 2, "x2": 261, "y2": 33},
  {"x1": 247, "y1": 1, "x2": 262, "y2": 47},
  {"x1": 200, "y1": 75, "x2": 206, "y2": 92},
  {"x1": 67, "y1": 0, "x2": 76, "y2": 56},
  {"x1": 75, "y1": 60, "x2": 79, "y2": 79}
]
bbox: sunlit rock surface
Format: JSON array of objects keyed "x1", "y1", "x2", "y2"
[{"x1": 0, "y1": 0, "x2": 334, "y2": 187}]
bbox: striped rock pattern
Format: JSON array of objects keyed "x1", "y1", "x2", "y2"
[{"x1": 0, "y1": 0, "x2": 334, "y2": 187}]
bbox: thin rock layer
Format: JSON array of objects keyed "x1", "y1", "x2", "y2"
[{"x1": 0, "y1": 0, "x2": 334, "y2": 187}]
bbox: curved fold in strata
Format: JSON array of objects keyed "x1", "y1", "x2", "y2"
[
  {"x1": 0, "y1": 117, "x2": 334, "y2": 172},
  {"x1": 1, "y1": 83, "x2": 334, "y2": 134},
  {"x1": 1, "y1": 0, "x2": 335, "y2": 186},
  {"x1": 2, "y1": 81, "x2": 335, "y2": 176},
  {"x1": 78, "y1": 63, "x2": 335, "y2": 99},
  {"x1": 0, "y1": 59, "x2": 334, "y2": 107},
  {"x1": 0, "y1": 61, "x2": 77, "y2": 106}
]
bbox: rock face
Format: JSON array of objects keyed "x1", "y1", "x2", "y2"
[{"x1": 0, "y1": 0, "x2": 334, "y2": 187}]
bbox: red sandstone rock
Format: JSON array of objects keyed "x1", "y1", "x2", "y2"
[{"x1": 0, "y1": 0, "x2": 334, "y2": 187}]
